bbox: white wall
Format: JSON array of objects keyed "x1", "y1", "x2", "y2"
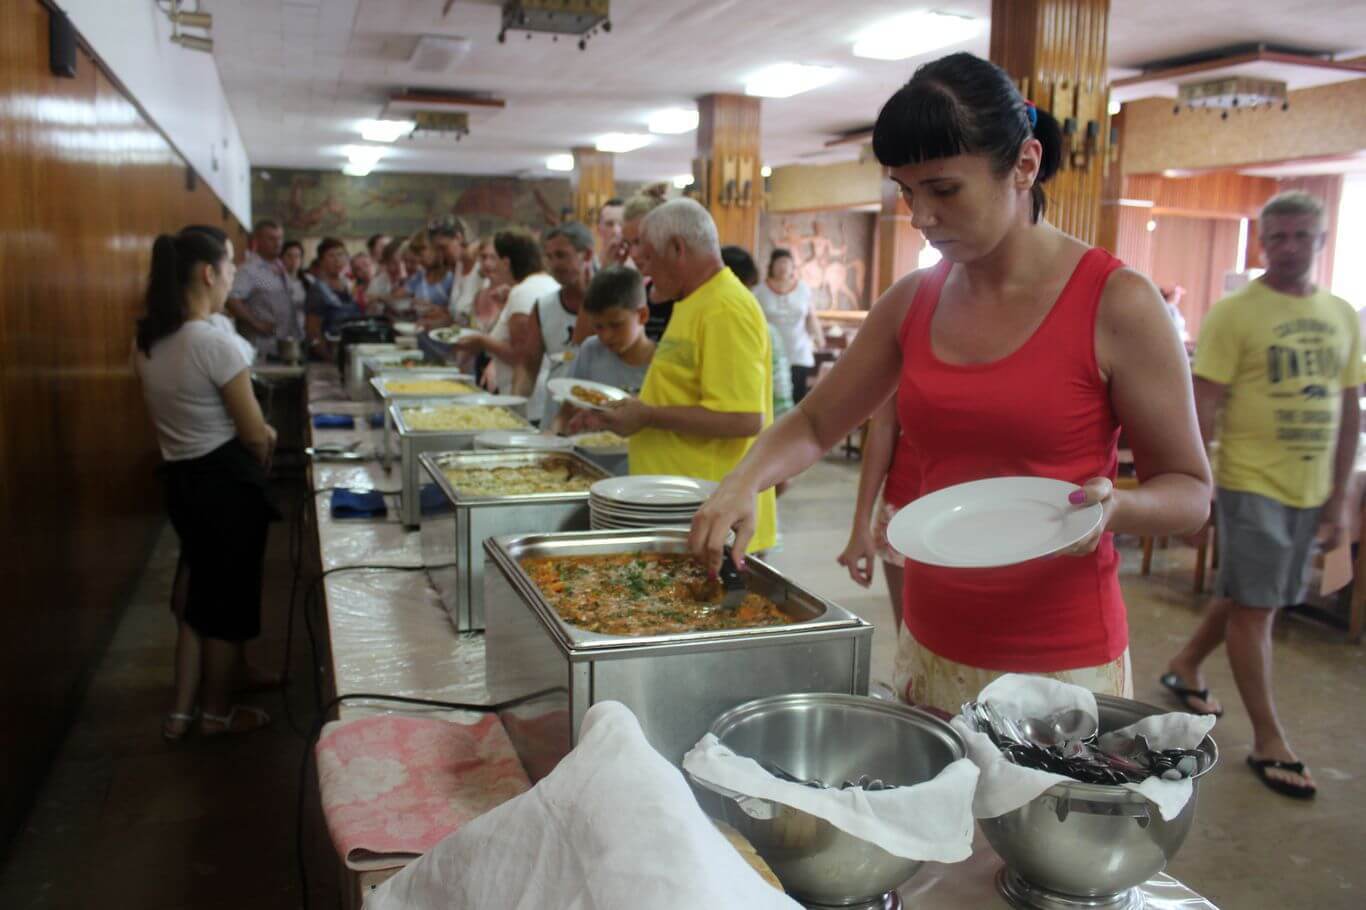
[{"x1": 55, "y1": 0, "x2": 251, "y2": 223}]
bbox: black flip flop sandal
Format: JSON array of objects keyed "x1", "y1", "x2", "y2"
[
  {"x1": 1159, "y1": 671, "x2": 1224, "y2": 717},
  {"x1": 1247, "y1": 756, "x2": 1317, "y2": 799}
]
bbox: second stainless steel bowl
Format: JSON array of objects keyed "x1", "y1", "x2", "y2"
[{"x1": 979, "y1": 694, "x2": 1219, "y2": 905}]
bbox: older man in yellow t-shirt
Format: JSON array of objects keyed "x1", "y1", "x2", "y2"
[
  {"x1": 578, "y1": 199, "x2": 777, "y2": 552},
  {"x1": 1164, "y1": 191, "x2": 1361, "y2": 801}
]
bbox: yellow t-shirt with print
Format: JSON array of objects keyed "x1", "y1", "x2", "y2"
[
  {"x1": 630, "y1": 266, "x2": 777, "y2": 551},
  {"x1": 1195, "y1": 279, "x2": 1362, "y2": 508}
]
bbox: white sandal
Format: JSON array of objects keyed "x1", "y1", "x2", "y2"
[
  {"x1": 200, "y1": 704, "x2": 271, "y2": 736},
  {"x1": 162, "y1": 709, "x2": 198, "y2": 741}
]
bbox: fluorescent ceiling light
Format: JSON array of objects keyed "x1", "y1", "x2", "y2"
[
  {"x1": 851, "y1": 11, "x2": 980, "y2": 61},
  {"x1": 359, "y1": 119, "x2": 413, "y2": 142},
  {"x1": 342, "y1": 162, "x2": 375, "y2": 177},
  {"x1": 744, "y1": 63, "x2": 837, "y2": 99},
  {"x1": 648, "y1": 108, "x2": 699, "y2": 134},
  {"x1": 595, "y1": 132, "x2": 652, "y2": 154},
  {"x1": 672, "y1": 174, "x2": 694, "y2": 189},
  {"x1": 343, "y1": 145, "x2": 386, "y2": 168},
  {"x1": 546, "y1": 153, "x2": 574, "y2": 171},
  {"x1": 760, "y1": 164, "x2": 772, "y2": 178}
]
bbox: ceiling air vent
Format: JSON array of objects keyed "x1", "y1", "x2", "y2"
[{"x1": 409, "y1": 35, "x2": 472, "y2": 73}]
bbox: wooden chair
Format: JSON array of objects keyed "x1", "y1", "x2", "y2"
[{"x1": 1118, "y1": 468, "x2": 1215, "y2": 594}]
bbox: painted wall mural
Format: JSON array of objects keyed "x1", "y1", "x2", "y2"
[
  {"x1": 251, "y1": 167, "x2": 578, "y2": 243},
  {"x1": 758, "y1": 210, "x2": 875, "y2": 310}
]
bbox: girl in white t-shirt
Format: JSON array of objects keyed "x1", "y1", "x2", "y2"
[
  {"x1": 753, "y1": 248, "x2": 825, "y2": 403},
  {"x1": 133, "y1": 225, "x2": 278, "y2": 740}
]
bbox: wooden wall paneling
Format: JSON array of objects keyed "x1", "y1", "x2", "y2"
[
  {"x1": 697, "y1": 93, "x2": 762, "y2": 250},
  {"x1": 0, "y1": 0, "x2": 244, "y2": 847},
  {"x1": 1147, "y1": 215, "x2": 1243, "y2": 338},
  {"x1": 1114, "y1": 205, "x2": 1155, "y2": 277},
  {"x1": 1125, "y1": 172, "x2": 1278, "y2": 219},
  {"x1": 990, "y1": 0, "x2": 1112, "y2": 245}
]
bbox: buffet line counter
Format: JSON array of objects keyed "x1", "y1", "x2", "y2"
[{"x1": 301, "y1": 362, "x2": 1219, "y2": 910}]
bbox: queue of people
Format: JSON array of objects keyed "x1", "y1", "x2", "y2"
[{"x1": 132, "y1": 51, "x2": 1356, "y2": 804}]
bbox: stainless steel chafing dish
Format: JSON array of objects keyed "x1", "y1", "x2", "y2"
[
  {"x1": 372, "y1": 372, "x2": 484, "y2": 467},
  {"x1": 344, "y1": 343, "x2": 399, "y2": 400},
  {"x1": 388, "y1": 396, "x2": 532, "y2": 527},
  {"x1": 361, "y1": 350, "x2": 442, "y2": 387},
  {"x1": 369, "y1": 370, "x2": 480, "y2": 402},
  {"x1": 419, "y1": 450, "x2": 610, "y2": 632},
  {"x1": 484, "y1": 529, "x2": 873, "y2": 779}
]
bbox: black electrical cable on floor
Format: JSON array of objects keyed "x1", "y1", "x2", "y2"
[
  {"x1": 295, "y1": 687, "x2": 561, "y2": 910},
  {"x1": 277, "y1": 482, "x2": 430, "y2": 735}
]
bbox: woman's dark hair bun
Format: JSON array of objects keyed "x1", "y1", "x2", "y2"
[
  {"x1": 872, "y1": 52, "x2": 1061, "y2": 223},
  {"x1": 135, "y1": 226, "x2": 229, "y2": 355},
  {"x1": 1030, "y1": 106, "x2": 1063, "y2": 187}
]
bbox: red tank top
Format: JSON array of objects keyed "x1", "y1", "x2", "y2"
[
  {"x1": 882, "y1": 433, "x2": 918, "y2": 509},
  {"x1": 894, "y1": 249, "x2": 1126, "y2": 672}
]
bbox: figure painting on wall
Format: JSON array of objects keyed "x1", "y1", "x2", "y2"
[{"x1": 761, "y1": 212, "x2": 872, "y2": 310}]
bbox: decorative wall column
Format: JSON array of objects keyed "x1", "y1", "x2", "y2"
[
  {"x1": 872, "y1": 175, "x2": 924, "y2": 298},
  {"x1": 570, "y1": 146, "x2": 614, "y2": 226},
  {"x1": 695, "y1": 93, "x2": 762, "y2": 249},
  {"x1": 990, "y1": 0, "x2": 1113, "y2": 244}
]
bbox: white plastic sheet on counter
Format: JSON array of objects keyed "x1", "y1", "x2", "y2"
[
  {"x1": 324, "y1": 566, "x2": 492, "y2": 719},
  {"x1": 315, "y1": 490, "x2": 424, "y2": 570}
]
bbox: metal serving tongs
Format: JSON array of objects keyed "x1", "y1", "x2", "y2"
[{"x1": 718, "y1": 546, "x2": 748, "y2": 609}]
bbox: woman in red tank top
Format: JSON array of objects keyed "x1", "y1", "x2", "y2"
[{"x1": 692, "y1": 53, "x2": 1211, "y2": 713}]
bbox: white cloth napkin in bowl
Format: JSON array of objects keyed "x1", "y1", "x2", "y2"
[
  {"x1": 952, "y1": 674, "x2": 1215, "y2": 821},
  {"x1": 366, "y1": 701, "x2": 800, "y2": 910},
  {"x1": 682, "y1": 736, "x2": 979, "y2": 864}
]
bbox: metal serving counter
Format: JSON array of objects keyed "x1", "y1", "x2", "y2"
[{"x1": 302, "y1": 364, "x2": 1219, "y2": 910}]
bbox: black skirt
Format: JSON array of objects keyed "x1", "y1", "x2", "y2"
[{"x1": 160, "y1": 439, "x2": 277, "y2": 642}]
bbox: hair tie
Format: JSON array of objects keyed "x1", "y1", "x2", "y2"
[{"x1": 1024, "y1": 100, "x2": 1038, "y2": 130}]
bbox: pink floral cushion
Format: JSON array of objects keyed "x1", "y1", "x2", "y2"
[{"x1": 317, "y1": 713, "x2": 531, "y2": 870}]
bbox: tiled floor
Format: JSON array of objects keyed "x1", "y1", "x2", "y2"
[{"x1": 3, "y1": 459, "x2": 1364, "y2": 909}]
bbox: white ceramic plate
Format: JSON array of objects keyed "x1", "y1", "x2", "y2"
[
  {"x1": 548, "y1": 377, "x2": 629, "y2": 411},
  {"x1": 393, "y1": 321, "x2": 419, "y2": 336},
  {"x1": 572, "y1": 432, "x2": 629, "y2": 454},
  {"x1": 548, "y1": 350, "x2": 577, "y2": 365},
  {"x1": 886, "y1": 477, "x2": 1104, "y2": 568},
  {"x1": 428, "y1": 327, "x2": 479, "y2": 345},
  {"x1": 473, "y1": 431, "x2": 574, "y2": 451},
  {"x1": 590, "y1": 475, "x2": 717, "y2": 506}
]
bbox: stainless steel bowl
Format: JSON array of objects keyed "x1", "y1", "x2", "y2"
[
  {"x1": 979, "y1": 694, "x2": 1219, "y2": 908},
  {"x1": 694, "y1": 693, "x2": 966, "y2": 909}
]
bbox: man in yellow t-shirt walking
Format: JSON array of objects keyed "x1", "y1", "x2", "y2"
[
  {"x1": 577, "y1": 198, "x2": 777, "y2": 552},
  {"x1": 1164, "y1": 191, "x2": 1361, "y2": 800}
]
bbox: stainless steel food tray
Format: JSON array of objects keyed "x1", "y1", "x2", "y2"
[
  {"x1": 345, "y1": 343, "x2": 399, "y2": 400},
  {"x1": 388, "y1": 396, "x2": 532, "y2": 527},
  {"x1": 484, "y1": 529, "x2": 873, "y2": 775},
  {"x1": 419, "y1": 450, "x2": 610, "y2": 632}
]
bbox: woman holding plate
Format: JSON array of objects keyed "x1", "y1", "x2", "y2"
[{"x1": 689, "y1": 52, "x2": 1211, "y2": 714}]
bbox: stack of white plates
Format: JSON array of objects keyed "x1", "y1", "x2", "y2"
[{"x1": 589, "y1": 475, "x2": 717, "y2": 530}]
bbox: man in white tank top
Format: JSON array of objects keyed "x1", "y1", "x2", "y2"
[{"x1": 524, "y1": 222, "x2": 597, "y2": 424}]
